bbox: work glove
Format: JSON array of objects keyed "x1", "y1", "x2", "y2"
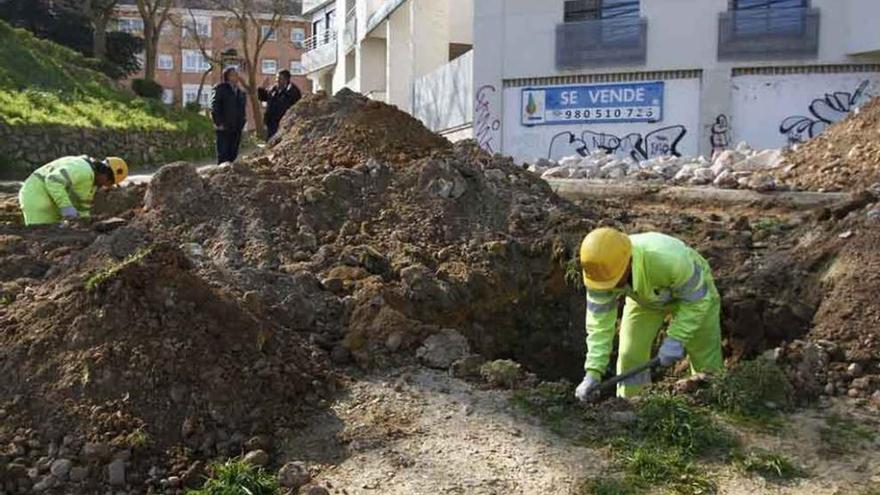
[
  {"x1": 575, "y1": 372, "x2": 601, "y2": 402},
  {"x1": 60, "y1": 207, "x2": 78, "y2": 219},
  {"x1": 658, "y1": 337, "x2": 686, "y2": 367}
]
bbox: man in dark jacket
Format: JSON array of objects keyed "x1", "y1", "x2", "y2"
[
  {"x1": 258, "y1": 70, "x2": 302, "y2": 140},
  {"x1": 211, "y1": 67, "x2": 247, "y2": 164}
]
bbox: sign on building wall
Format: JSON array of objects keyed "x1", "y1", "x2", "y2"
[{"x1": 521, "y1": 81, "x2": 664, "y2": 126}]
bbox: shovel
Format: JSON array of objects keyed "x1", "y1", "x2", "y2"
[{"x1": 585, "y1": 356, "x2": 662, "y2": 402}]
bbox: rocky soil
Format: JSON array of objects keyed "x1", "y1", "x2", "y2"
[
  {"x1": 778, "y1": 97, "x2": 880, "y2": 192},
  {"x1": 0, "y1": 89, "x2": 879, "y2": 494}
]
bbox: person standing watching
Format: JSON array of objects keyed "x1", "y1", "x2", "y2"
[
  {"x1": 258, "y1": 70, "x2": 302, "y2": 140},
  {"x1": 211, "y1": 67, "x2": 247, "y2": 164}
]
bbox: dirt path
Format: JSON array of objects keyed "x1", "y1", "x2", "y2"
[
  {"x1": 281, "y1": 367, "x2": 604, "y2": 495},
  {"x1": 278, "y1": 367, "x2": 880, "y2": 495}
]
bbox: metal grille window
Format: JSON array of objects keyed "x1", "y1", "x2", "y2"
[
  {"x1": 564, "y1": 0, "x2": 639, "y2": 22},
  {"x1": 731, "y1": 0, "x2": 808, "y2": 36}
]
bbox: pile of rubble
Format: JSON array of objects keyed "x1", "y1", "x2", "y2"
[
  {"x1": 533, "y1": 142, "x2": 785, "y2": 191},
  {"x1": 778, "y1": 96, "x2": 880, "y2": 192}
]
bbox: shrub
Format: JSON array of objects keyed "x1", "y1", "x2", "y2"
[
  {"x1": 186, "y1": 459, "x2": 278, "y2": 495},
  {"x1": 131, "y1": 78, "x2": 163, "y2": 99},
  {"x1": 736, "y1": 449, "x2": 805, "y2": 482},
  {"x1": 703, "y1": 359, "x2": 794, "y2": 418},
  {"x1": 186, "y1": 101, "x2": 205, "y2": 113}
]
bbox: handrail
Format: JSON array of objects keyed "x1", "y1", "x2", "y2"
[{"x1": 302, "y1": 29, "x2": 338, "y2": 52}]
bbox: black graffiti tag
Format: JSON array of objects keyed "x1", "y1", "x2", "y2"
[
  {"x1": 779, "y1": 80, "x2": 871, "y2": 144},
  {"x1": 547, "y1": 126, "x2": 687, "y2": 162},
  {"x1": 475, "y1": 85, "x2": 501, "y2": 154},
  {"x1": 710, "y1": 114, "x2": 731, "y2": 156}
]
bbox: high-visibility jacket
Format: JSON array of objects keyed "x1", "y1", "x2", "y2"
[
  {"x1": 18, "y1": 156, "x2": 96, "y2": 225},
  {"x1": 583, "y1": 232, "x2": 717, "y2": 376}
]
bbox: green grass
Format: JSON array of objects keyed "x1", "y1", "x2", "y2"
[
  {"x1": 85, "y1": 247, "x2": 153, "y2": 291},
  {"x1": 510, "y1": 381, "x2": 576, "y2": 433},
  {"x1": 736, "y1": 449, "x2": 805, "y2": 482},
  {"x1": 0, "y1": 20, "x2": 212, "y2": 134},
  {"x1": 186, "y1": 459, "x2": 279, "y2": 495},
  {"x1": 582, "y1": 477, "x2": 639, "y2": 495},
  {"x1": 701, "y1": 359, "x2": 794, "y2": 421},
  {"x1": 636, "y1": 394, "x2": 736, "y2": 457}
]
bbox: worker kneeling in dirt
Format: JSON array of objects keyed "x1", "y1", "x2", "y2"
[
  {"x1": 575, "y1": 227, "x2": 723, "y2": 400},
  {"x1": 18, "y1": 156, "x2": 128, "y2": 226}
]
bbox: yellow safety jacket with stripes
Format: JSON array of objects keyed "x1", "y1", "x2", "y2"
[
  {"x1": 583, "y1": 232, "x2": 716, "y2": 376},
  {"x1": 27, "y1": 156, "x2": 96, "y2": 216}
]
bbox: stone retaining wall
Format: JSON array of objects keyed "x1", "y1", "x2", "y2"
[{"x1": 0, "y1": 122, "x2": 214, "y2": 178}]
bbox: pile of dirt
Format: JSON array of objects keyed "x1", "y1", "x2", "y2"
[
  {"x1": 262, "y1": 88, "x2": 451, "y2": 172},
  {"x1": 778, "y1": 96, "x2": 880, "y2": 192},
  {"x1": 0, "y1": 243, "x2": 332, "y2": 491}
]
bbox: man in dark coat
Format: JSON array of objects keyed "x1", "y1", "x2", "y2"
[
  {"x1": 258, "y1": 69, "x2": 302, "y2": 140},
  {"x1": 211, "y1": 67, "x2": 247, "y2": 164}
]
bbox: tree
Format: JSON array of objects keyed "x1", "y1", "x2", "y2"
[
  {"x1": 134, "y1": 0, "x2": 173, "y2": 81},
  {"x1": 0, "y1": 0, "x2": 142, "y2": 79},
  {"x1": 183, "y1": 0, "x2": 287, "y2": 138},
  {"x1": 81, "y1": 0, "x2": 119, "y2": 61}
]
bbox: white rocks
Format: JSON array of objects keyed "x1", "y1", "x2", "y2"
[
  {"x1": 416, "y1": 329, "x2": 470, "y2": 369},
  {"x1": 533, "y1": 142, "x2": 784, "y2": 190},
  {"x1": 49, "y1": 459, "x2": 72, "y2": 480},
  {"x1": 243, "y1": 449, "x2": 270, "y2": 467},
  {"x1": 277, "y1": 461, "x2": 311, "y2": 489}
]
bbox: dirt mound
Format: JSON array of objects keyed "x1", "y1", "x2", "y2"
[
  {"x1": 0, "y1": 243, "x2": 331, "y2": 490},
  {"x1": 779, "y1": 96, "x2": 880, "y2": 191},
  {"x1": 261, "y1": 89, "x2": 451, "y2": 173}
]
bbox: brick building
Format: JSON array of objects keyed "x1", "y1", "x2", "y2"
[{"x1": 115, "y1": 1, "x2": 310, "y2": 131}]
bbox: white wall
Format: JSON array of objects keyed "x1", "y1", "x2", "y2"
[
  {"x1": 503, "y1": 78, "x2": 702, "y2": 164},
  {"x1": 731, "y1": 73, "x2": 880, "y2": 149},
  {"x1": 413, "y1": 50, "x2": 473, "y2": 132},
  {"x1": 473, "y1": 0, "x2": 504, "y2": 155},
  {"x1": 386, "y1": 4, "x2": 412, "y2": 111},
  {"x1": 847, "y1": 0, "x2": 880, "y2": 55},
  {"x1": 449, "y1": 0, "x2": 474, "y2": 45}
]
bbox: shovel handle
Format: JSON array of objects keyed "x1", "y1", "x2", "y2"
[{"x1": 592, "y1": 356, "x2": 663, "y2": 395}]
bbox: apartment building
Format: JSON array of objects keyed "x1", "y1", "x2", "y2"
[
  {"x1": 115, "y1": 1, "x2": 311, "y2": 130},
  {"x1": 475, "y1": 0, "x2": 880, "y2": 163},
  {"x1": 299, "y1": 0, "x2": 474, "y2": 139}
]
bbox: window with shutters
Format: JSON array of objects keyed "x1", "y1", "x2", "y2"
[
  {"x1": 557, "y1": 0, "x2": 646, "y2": 69},
  {"x1": 718, "y1": 0, "x2": 818, "y2": 59}
]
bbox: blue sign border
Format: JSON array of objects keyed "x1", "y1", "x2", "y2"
[{"x1": 521, "y1": 81, "x2": 665, "y2": 127}]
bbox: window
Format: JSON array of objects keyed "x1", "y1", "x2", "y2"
[
  {"x1": 261, "y1": 25, "x2": 277, "y2": 41},
  {"x1": 261, "y1": 59, "x2": 278, "y2": 75},
  {"x1": 226, "y1": 26, "x2": 242, "y2": 39},
  {"x1": 291, "y1": 27, "x2": 306, "y2": 47},
  {"x1": 157, "y1": 54, "x2": 174, "y2": 70},
  {"x1": 160, "y1": 22, "x2": 173, "y2": 36},
  {"x1": 731, "y1": 0, "x2": 808, "y2": 37},
  {"x1": 117, "y1": 17, "x2": 144, "y2": 33},
  {"x1": 183, "y1": 84, "x2": 211, "y2": 108},
  {"x1": 290, "y1": 60, "x2": 305, "y2": 75},
  {"x1": 732, "y1": 0, "x2": 806, "y2": 10},
  {"x1": 182, "y1": 50, "x2": 211, "y2": 73},
  {"x1": 161, "y1": 88, "x2": 174, "y2": 105},
  {"x1": 564, "y1": 0, "x2": 639, "y2": 21},
  {"x1": 183, "y1": 16, "x2": 211, "y2": 37}
]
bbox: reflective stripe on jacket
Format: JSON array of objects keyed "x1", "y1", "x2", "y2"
[
  {"x1": 29, "y1": 156, "x2": 96, "y2": 215},
  {"x1": 583, "y1": 232, "x2": 717, "y2": 375}
]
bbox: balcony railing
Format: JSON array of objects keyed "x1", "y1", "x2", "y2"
[
  {"x1": 302, "y1": 30, "x2": 338, "y2": 73},
  {"x1": 556, "y1": 17, "x2": 648, "y2": 70},
  {"x1": 343, "y1": 7, "x2": 357, "y2": 53},
  {"x1": 718, "y1": 8, "x2": 820, "y2": 60}
]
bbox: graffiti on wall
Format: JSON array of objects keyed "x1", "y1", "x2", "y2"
[
  {"x1": 475, "y1": 85, "x2": 502, "y2": 154},
  {"x1": 547, "y1": 126, "x2": 687, "y2": 162},
  {"x1": 710, "y1": 114, "x2": 731, "y2": 156},
  {"x1": 779, "y1": 80, "x2": 872, "y2": 144}
]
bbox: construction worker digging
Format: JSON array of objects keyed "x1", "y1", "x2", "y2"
[
  {"x1": 18, "y1": 156, "x2": 128, "y2": 226},
  {"x1": 575, "y1": 227, "x2": 723, "y2": 400}
]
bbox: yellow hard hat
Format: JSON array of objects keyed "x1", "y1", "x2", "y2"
[
  {"x1": 105, "y1": 157, "x2": 128, "y2": 185},
  {"x1": 579, "y1": 227, "x2": 632, "y2": 291}
]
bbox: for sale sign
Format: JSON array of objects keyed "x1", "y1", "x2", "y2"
[{"x1": 521, "y1": 81, "x2": 664, "y2": 126}]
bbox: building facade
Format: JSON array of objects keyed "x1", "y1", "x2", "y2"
[
  {"x1": 114, "y1": 4, "x2": 311, "y2": 131},
  {"x1": 299, "y1": 0, "x2": 474, "y2": 139},
  {"x1": 475, "y1": 0, "x2": 880, "y2": 164}
]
